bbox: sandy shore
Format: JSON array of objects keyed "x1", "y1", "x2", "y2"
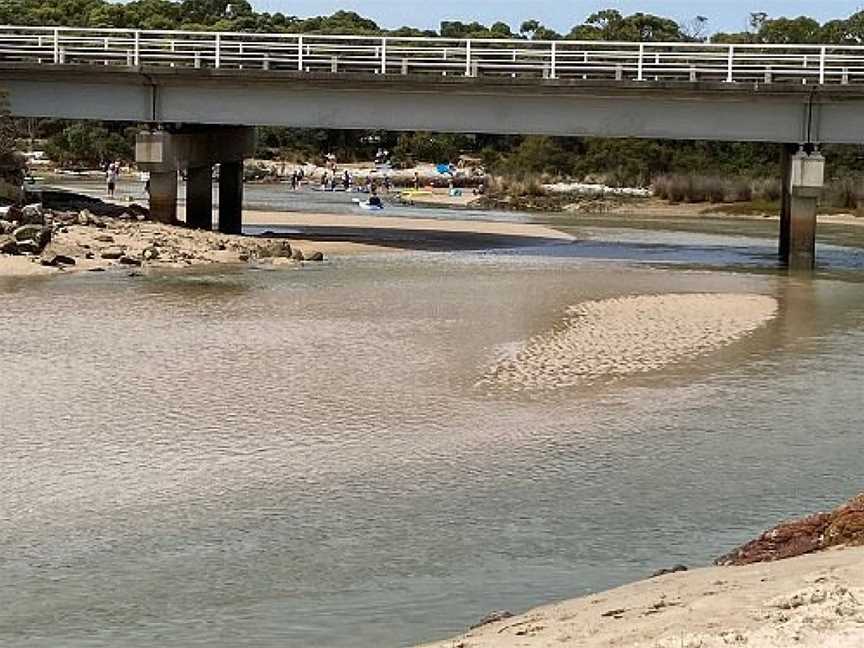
[
  {"x1": 419, "y1": 546, "x2": 864, "y2": 648},
  {"x1": 481, "y1": 294, "x2": 778, "y2": 392},
  {"x1": 243, "y1": 210, "x2": 572, "y2": 242}
]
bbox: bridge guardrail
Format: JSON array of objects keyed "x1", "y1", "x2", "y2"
[{"x1": 0, "y1": 25, "x2": 862, "y2": 85}]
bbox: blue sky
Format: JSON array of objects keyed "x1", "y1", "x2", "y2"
[{"x1": 250, "y1": 1, "x2": 863, "y2": 33}]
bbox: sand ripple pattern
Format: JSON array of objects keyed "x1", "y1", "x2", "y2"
[{"x1": 482, "y1": 293, "x2": 778, "y2": 390}]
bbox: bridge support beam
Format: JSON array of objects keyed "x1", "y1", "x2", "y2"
[
  {"x1": 218, "y1": 161, "x2": 243, "y2": 235},
  {"x1": 148, "y1": 170, "x2": 178, "y2": 225},
  {"x1": 186, "y1": 164, "x2": 213, "y2": 230},
  {"x1": 781, "y1": 147, "x2": 825, "y2": 271}
]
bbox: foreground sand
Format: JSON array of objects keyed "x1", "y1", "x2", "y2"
[{"x1": 419, "y1": 546, "x2": 864, "y2": 648}]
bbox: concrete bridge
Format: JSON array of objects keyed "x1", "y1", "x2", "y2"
[{"x1": 2, "y1": 26, "x2": 862, "y2": 268}]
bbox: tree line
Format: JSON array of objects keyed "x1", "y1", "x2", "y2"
[{"x1": 5, "y1": 0, "x2": 864, "y2": 45}]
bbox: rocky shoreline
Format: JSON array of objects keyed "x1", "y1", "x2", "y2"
[{"x1": 0, "y1": 203, "x2": 325, "y2": 277}]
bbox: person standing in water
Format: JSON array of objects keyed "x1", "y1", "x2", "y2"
[{"x1": 106, "y1": 162, "x2": 119, "y2": 199}]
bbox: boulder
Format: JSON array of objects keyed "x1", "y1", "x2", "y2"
[
  {"x1": 94, "y1": 234, "x2": 115, "y2": 243},
  {"x1": 40, "y1": 253, "x2": 76, "y2": 267},
  {"x1": 4, "y1": 205, "x2": 22, "y2": 224},
  {"x1": 716, "y1": 493, "x2": 864, "y2": 566},
  {"x1": 101, "y1": 248, "x2": 125, "y2": 260},
  {"x1": 119, "y1": 255, "x2": 142, "y2": 266},
  {"x1": 142, "y1": 247, "x2": 159, "y2": 261},
  {"x1": 304, "y1": 251, "x2": 325, "y2": 262},
  {"x1": 0, "y1": 219, "x2": 13, "y2": 234},
  {"x1": 77, "y1": 210, "x2": 93, "y2": 226},
  {"x1": 20, "y1": 203, "x2": 44, "y2": 225},
  {"x1": 15, "y1": 239, "x2": 40, "y2": 254},
  {"x1": 13, "y1": 224, "x2": 51, "y2": 249},
  {"x1": 0, "y1": 234, "x2": 18, "y2": 255},
  {"x1": 291, "y1": 248, "x2": 305, "y2": 262}
]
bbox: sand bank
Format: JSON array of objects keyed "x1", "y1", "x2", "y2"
[
  {"x1": 419, "y1": 546, "x2": 864, "y2": 648},
  {"x1": 243, "y1": 210, "x2": 573, "y2": 243},
  {"x1": 481, "y1": 293, "x2": 778, "y2": 391}
]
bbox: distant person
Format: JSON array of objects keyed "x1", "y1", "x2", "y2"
[
  {"x1": 106, "y1": 162, "x2": 118, "y2": 198},
  {"x1": 144, "y1": 176, "x2": 151, "y2": 197},
  {"x1": 330, "y1": 173, "x2": 338, "y2": 192},
  {"x1": 368, "y1": 189, "x2": 382, "y2": 209},
  {"x1": 290, "y1": 170, "x2": 298, "y2": 190},
  {"x1": 342, "y1": 169, "x2": 350, "y2": 190},
  {"x1": 321, "y1": 171, "x2": 329, "y2": 190},
  {"x1": 383, "y1": 174, "x2": 392, "y2": 193},
  {"x1": 412, "y1": 171, "x2": 420, "y2": 191}
]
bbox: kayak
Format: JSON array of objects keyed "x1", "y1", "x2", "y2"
[{"x1": 352, "y1": 198, "x2": 384, "y2": 211}]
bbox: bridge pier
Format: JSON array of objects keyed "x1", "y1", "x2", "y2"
[
  {"x1": 218, "y1": 161, "x2": 244, "y2": 235},
  {"x1": 186, "y1": 164, "x2": 213, "y2": 230},
  {"x1": 779, "y1": 146, "x2": 825, "y2": 271},
  {"x1": 148, "y1": 170, "x2": 178, "y2": 225},
  {"x1": 136, "y1": 126, "x2": 255, "y2": 232}
]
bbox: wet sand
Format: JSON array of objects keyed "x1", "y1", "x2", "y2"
[
  {"x1": 418, "y1": 546, "x2": 864, "y2": 648},
  {"x1": 243, "y1": 210, "x2": 574, "y2": 247}
]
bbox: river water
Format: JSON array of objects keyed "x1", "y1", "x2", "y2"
[{"x1": 3, "y1": 183, "x2": 864, "y2": 647}]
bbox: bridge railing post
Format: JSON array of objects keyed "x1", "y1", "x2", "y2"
[
  {"x1": 465, "y1": 39, "x2": 472, "y2": 77},
  {"x1": 636, "y1": 43, "x2": 644, "y2": 81},
  {"x1": 550, "y1": 42, "x2": 557, "y2": 79},
  {"x1": 53, "y1": 28, "x2": 60, "y2": 64},
  {"x1": 215, "y1": 33, "x2": 221, "y2": 69},
  {"x1": 297, "y1": 35, "x2": 304, "y2": 71},
  {"x1": 726, "y1": 45, "x2": 734, "y2": 83},
  {"x1": 380, "y1": 37, "x2": 387, "y2": 75},
  {"x1": 133, "y1": 30, "x2": 140, "y2": 67},
  {"x1": 819, "y1": 46, "x2": 826, "y2": 84}
]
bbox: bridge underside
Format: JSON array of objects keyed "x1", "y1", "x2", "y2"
[
  {"x1": 3, "y1": 64, "x2": 864, "y2": 143},
  {"x1": 0, "y1": 64, "x2": 845, "y2": 269}
]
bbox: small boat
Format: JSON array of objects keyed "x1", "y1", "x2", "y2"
[{"x1": 352, "y1": 198, "x2": 384, "y2": 211}]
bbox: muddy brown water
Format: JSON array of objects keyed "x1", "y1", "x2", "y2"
[{"x1": 3, "y1": 183, "x2": 864, "y2": 647}]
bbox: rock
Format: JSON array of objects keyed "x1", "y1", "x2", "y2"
[
  {"x1": 40, "y1": 253, "x2": 76, "y2": 267},
  {"x1": 0, "y1": 234, "x2": 18, "y2": 255},
  {"x1": 651, "y1": 565, "x2": 688, "y2": 578},
  {"x1": 87, "y1": 267, "x2": 106, "y2": 272},
  {"x1": 142, "y1": 247, "x2": 159, "y2": 261},
  {"x1": 291, "y1": 248, "x2": 305, "y2": 262},
  {"x1": 238, "y1": 253, "x2": 250, "y2": 262},
  {"x1": 85, "y1": 252, "x2": 94, "y2": 259},
  {"x1": 94, "y1": 234, "x2": 115, "y2": 243},
  {"x1": 15, "y1": 239, "x2": 40, "y2": 254},
  {"x1": 471, "y1": 611, "x2": 514, "y2": 629},
  {"x1": 20, "y1": 203, "x2": 44, "y2": 225},
  {"x1": 100, "y1": 248, "x2": 125, "y2": 260},
  {"x1": 119, "y1": 255, "x2": 142, "y2": 266},
  {"x1": 716, "y1": 493, "x2": 864, "y2": 566},
  {"x1": 13, "y1": 224, "x2": 51, "y2": 249},
  {"x1": 304, "y1": 251, "x2": 325, "y2": 262},
  {"x1": 0, "y1": 219, "x2": 13, "y2": 234},
  {"x1": 4, "y1": 205, "x2": 22, "y2": 224},
  {"x1": 78, "y1": 210, "x2": 93, "y2": 226}
]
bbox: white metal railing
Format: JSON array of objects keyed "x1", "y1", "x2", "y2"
[{"x1": 1, "y1": 25, "x2": 864, "y2": 85}]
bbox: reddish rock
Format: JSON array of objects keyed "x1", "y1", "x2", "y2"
[{"x1": 716, "y1": 493, "x2": 864, "y2": 566}]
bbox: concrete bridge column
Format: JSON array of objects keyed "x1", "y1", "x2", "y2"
[
  {"x1": 781, "y1": 147, "x2": 825, "y2": 271},
  {"x1": 148, "y1": 170, "x2": 178, "y2": 225},
  {"x1": 218, "y1": 161, "x2": 243, "y2": 235},
  {"x1": 186, "y1": 164, "x2": 213, "y2": 230}
]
